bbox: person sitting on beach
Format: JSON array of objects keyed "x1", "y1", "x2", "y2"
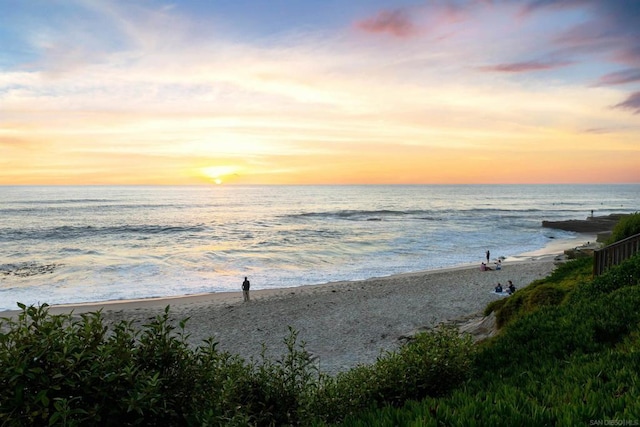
[
  {"x1": 481, "y1": 262, "x2": 492, "y2": 271},
  {"x1": 495, "y1": 259, "x2": 502, "y2": 270},
  {"x1": 507, "y1": 280, "x2": 516, "y2": 295},
  {"x1": 495, "y1": 283, "x2": 503, "y2": 293}
]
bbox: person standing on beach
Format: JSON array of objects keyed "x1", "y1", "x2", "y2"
[
  {"x1": 486, "y1": 250, "x2": 490, "y2": 263},
  {"x1": 242, "y1": 277, "x2": 250, "y2": 302}
]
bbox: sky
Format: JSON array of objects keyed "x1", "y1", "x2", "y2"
[{"x1": 1, "y1": 0, "x2": 639, "y2": 185}]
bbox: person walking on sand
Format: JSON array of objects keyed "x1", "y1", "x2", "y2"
[
  {"x1": 242, "y1": 276, "x2": 250, "y2": 302},
  {"x1": 486, "y1": 250, "x2": 490, "y2": 263}
]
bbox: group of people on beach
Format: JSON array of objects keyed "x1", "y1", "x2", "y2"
[
  {"x1": 480, "y1": 259, "x2": 501, "y2": 271},
  {"x1": 483, "y1": 250, "x2": 515, "y2": 295},
  {"x1": 481, "y1": 250, "x2": 504, "y2": 271},
  {"x1": 494, "y1": 280, "x2": 516, "y2": 295},
  {"x1": 480, "y1": 260, "x2": 502, "y2": 271}
]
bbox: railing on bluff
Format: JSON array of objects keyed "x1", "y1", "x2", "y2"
[{"x1": 593, "y1": 232, "x2": 640, "y2": 276}]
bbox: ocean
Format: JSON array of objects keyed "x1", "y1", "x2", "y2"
[{"x1": 1, "y1": 184, "x2": 638, "y2": 311}]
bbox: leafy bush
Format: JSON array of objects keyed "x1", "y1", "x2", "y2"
[
  {"x1": 485, "y1": 257, "x2": 592, "y2": 328},
  {"x1": 0, "y1": 303, "x2": 476, "y2": 426},
  {"x1": 526, "y1": 283, "x2": 566, "y2": 308},
  {"x1": 310, "y1": 326, "x2": 474, "y2": 424},
  {"x1": 607, "y1": 212, "x2": 640, "y2": 244},
  {"x1": 492, "y1": 290, "x2": 526, "y2": 328},
  {"x1": 237, "y1": 327, "x2": 324, "y2": 426},
  {"x1": 572, "y1": 250, "x2": 640, "y2": 300},
  {"x1": 0, "y1": 305, "x2": 195, "y2": 425},
  {"x1": 483, "y1": 297, "x2": 506, "y2": 317}
]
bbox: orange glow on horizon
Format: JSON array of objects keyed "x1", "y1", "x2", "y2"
[{"x1": 2, "y1": 1, "x2": 640, "y2": 186}]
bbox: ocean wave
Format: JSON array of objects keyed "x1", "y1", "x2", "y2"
[
  {"x1": 16, "y1": 198, "x2": 114, "y2": 205},
  {"x1": 286, "y1": 209, "x2": 437, "y2": 220},
  {"x1": 0, "y1": 262, "x2": 63, "y2": 278},
  {"x1": 286, "y1": 207, "x2": 585, "y2": 221},
  {"x1": 0, "y1": 203, "x2": 177, "y2": 215},
  {"x1": 0, "y1": 224, "x2": 207, "y2": 242}
]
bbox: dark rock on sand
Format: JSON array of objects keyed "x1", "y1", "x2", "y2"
[{"x1": 542, "y1": 214, "x2": 626, "y2": 233}]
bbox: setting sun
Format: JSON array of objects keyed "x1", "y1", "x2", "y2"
[
  {"x1": 202, "y1": 166, "x2": 239, "y2": 184},
  {"x1": 1, "y1": 1, "x2": 639, "y2": 185}
]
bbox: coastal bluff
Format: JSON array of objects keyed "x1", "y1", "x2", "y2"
[{"x1": 542, "y1": 214, "x2": 626, "y2": 236}]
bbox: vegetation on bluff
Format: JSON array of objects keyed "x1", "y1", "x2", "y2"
[
  {"x1": 607, "y1": 212, "x2": 640, "y2": 244},
  {"x1": 0, "y1": 306, "x2": 473, "y2": 426}
]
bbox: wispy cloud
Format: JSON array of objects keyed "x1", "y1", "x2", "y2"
[
  {"x1": 353, "y1": 1, "x2": 474, "y2": 40},
  {"x1": 522, "y1": 0, "x2": 592, "y2": 13},
  {"x1": 595, "y1": 69, "x2": 640, "y2": 86},
  {"x1": 478, "y1": 60, "x2": 573, "y2": 73},
  {"x1": 614, "y1": 91, "x2": 640, "y2": 115},
  {"x1": 355, "y1": 9, "x2": 419, "y2": 38},
  {"x1": 583, "y1": 127, "x2": 613, "y2": 134},
  {"x1": 517, "y1": 0, "x2": 640, "y2": 116},
  {"x1": 522, "y1": 0, "x2": 640, "y2": 61}
]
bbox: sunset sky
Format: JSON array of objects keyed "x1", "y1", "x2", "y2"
[{"x1": 1, "y1": 0, "x2": 639, "y2": 185}]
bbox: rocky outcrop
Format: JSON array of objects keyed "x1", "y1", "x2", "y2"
[
  {"x1": 456, "y1": 312, "x2": 498, "y2": 343},
  {"x1": 399, "y1": 312, "x2": 499, "y2": 345},
  {"x1": 542, "y1": 214, "x2": 626, "y2": 233}
]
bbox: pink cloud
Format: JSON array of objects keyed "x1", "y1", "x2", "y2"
[
  {"x1": 614, "y1": 91, "x2": 640, "y2": 115},
  {"x1": 478, "y1": 60, "x2": 573, "y2": 73},
  {"x1": 355, "y1": 9, "x2": 419, "y2": 38},
  {"x1": 595, "y1": 69, "x2": 640, "y2": 86},
  {"x1": 522, "y1": 0, "x2": 590, "y2": 14},
  {"x1": 526, "y1": 1, "x2": 640, "y2": 66}
]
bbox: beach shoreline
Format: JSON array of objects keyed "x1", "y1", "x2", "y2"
[
  {"x1": 2, "y1": 234, "x2": 597, "y2": 375},
  {"x1": 3, "y1": 233, "x2": 597, "y2": 316}
]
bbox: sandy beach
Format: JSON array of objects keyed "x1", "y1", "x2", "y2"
[{"x1": 3, "y1": 238, "x2": 596, "y2": 376}]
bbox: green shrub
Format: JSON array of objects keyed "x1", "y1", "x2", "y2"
[
  {"x1": 548, "y1": 257, "x2": 592, "y2": 282},
  {"x1": 486, "y1": 257, "x2": 593, "y2": 329},
  {"x1": 0, "y1": 305, "x2": 328, "y2": 426},
  {"x1": 483, "y1": 298, "x2": 506, "y2": 317},
  {"x1": 572, "y1": 252, "x2": 640, "y2": 300},
  {"x1": 310, "y1": 326, "x2": 475, "y2": 424},
  {"x1": 1, "y1": 305, "x2": 165, "y2": 425},
  {"x1": 0, "y1": 303, "x2": 478, "y2": 426},
  {"x1": 607, "y1": 212, "x2": 640, "y2": 244},
  {"x1": 526, "y1": 284, "x2": 566, "y2": 308},
  {"x1": 240, "y1": 327, "x2": 325, "y2": 426}
]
